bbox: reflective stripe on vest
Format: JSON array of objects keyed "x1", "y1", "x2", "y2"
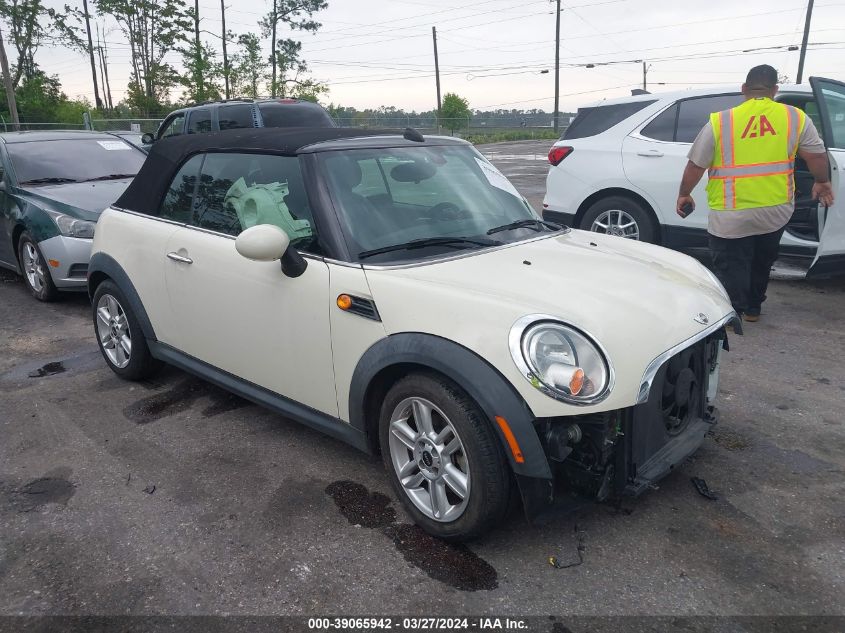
[{"x1": 705, "y1": 99, "x2": 805, "y2": 211}]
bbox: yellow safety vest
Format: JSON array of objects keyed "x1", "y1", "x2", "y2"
[{"x1": 706, "y1": 97, "x2": 805, "y2": 211}]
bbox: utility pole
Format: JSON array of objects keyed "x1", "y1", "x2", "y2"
[
  {"x1": 221, "y1": 0, "x2": 229, "y2": 98},
  {"x1": 270, "y1": 2, "x2": 278, "y2": 97},
  {"x1": 0, "y1": 26, "x2": 19, "y2": 131},
  {"x1": 82, "y1": 0, "x2": 103, "y2": 110},
  {"x1": 553, "y1": 0, "x2": 561, "y2": 132},
  {"x1": 432, "y1": 26, "x2": 442, "y2": 128},
  {"x1": 194, "y1": 0, "x2": 204, "y2": 100},
  {"x1": 796, "y1": 0, "x2": 814, "y2": 84},
  {"x1": 643, "y1": 61, "x2": 647, "y2": 91},
  {"x1": 98, "y1": 24, "x2": 113, "y2": 110}
]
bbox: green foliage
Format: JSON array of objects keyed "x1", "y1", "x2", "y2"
[
  {"x1": 0, "y1": 70, "x2": 90, "y2": 125},
  {"x1": 260, "y1": 0, "x2": 327, "y2": 98},
  {"x1": 179, "y1": 41, "x2": 223, "y2": 105},
  {"x1": 230, "y1": 33, "x2": 267, "y2": 99},
  {"x1": 0, "y1": 0, "x2": 83, "y2": 87},
  {"x1": 94, "y1": 0, "x2": 192, "y2": 115},
  {"x1": 440, "y1": 93, "x2": 471, "y2": 134}
]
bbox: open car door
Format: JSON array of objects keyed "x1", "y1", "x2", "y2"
[{"x1": 807, "y1": 77, "x2": 845, "y2": 278}]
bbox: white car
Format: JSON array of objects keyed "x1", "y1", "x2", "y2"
[
  {"x1": 543, "y1": 76, "x2": 845, "y2": 278},
  {"x1": 89, "y1": 127, "x2": 736, "y2": 540}
]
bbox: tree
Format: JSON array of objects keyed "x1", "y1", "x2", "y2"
[
  {"x1": 0, "y1": 0, "x2": 83, "y2": 88},
  {"x1": 259, "y1": 0, "x2": 326, "y2": 98},
  {"x1": 179, "y1": 41, "x2": 222, "y2": 104},
  {"x1": 440, "y1": 92, "x2": 470, "y2": 134},
  {"x1": 95, "y1": 0, "x2": 192, "y2": 115},
  {"x1": 230, "y1": 33, "x2": 267, "y2": 98}
]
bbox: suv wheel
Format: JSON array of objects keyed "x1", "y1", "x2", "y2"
[
  {"x1": 379, "y1": 373, "x2": 511, "y2": 541},
  {"x1": 18, "y1": 232, "x2": 58, "y2": 301},
  {"x1": 581, "y1": 196, "x2": 658, "y2": 244},
  {"x1": 93, "y1": 280, "x2": 161, "y2": 380}
]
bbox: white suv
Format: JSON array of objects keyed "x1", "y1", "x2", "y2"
[
  {"x1": 543, "y1": 77, "x2": 845, "y2": 278},
  {"x1": 89, "y1": 126, "x2": 735, "y2": 540}
]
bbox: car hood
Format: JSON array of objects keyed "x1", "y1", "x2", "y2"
[
  {"x1": 16, "y1": 179, "x2": 134, "y2": 222},
  {"x1": 364, "y1": 229, "x2": 734, "y2": 417}
]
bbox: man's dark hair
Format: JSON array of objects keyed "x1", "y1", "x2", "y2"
[{"x1": 745, "y1": 65, "x2": 779, "y2": 89}]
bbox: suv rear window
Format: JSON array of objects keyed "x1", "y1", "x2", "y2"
[
  {"x1": 564, "y1": 100, "x2": 656, "y2": 140},
  {"x1": 218, "y1": 104, "x2": 254, "y2": 130},
  {"x1": 258, "y1": 102, "x2": 336, "y2": 128}
]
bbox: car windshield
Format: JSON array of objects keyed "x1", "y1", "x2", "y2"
[
  {"x1": 8, "y1": 138, "x2": 146, "y2": 185},
  {"x1": 317, "y1": 145, "x2": 558, "y2": 262}
]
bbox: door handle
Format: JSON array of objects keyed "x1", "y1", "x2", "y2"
[
  {"x1": 637, "y1": 150, "x2": 664, "y2": 157},
  {"x1": 166, "y1": 252, "x2": 193, "y2": 264}
]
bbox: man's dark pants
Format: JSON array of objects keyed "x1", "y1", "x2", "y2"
[{"x1": 708, "y1": 226, "x2": 785, "y2": 316}]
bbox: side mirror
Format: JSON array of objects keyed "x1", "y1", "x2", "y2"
[
  {"x1": 141, "y1": 132, "x2": 155, "y2": 145},
  {"x1": 234, "y1": 224, "x2": 308, "y2": 278},
  {"x1": 236, "y1": 224, "x2": 290, "y2": 261}
]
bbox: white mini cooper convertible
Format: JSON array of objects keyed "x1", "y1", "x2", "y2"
[{"x1": 89, "y1": 127, "x2": 737, "y2": 540}]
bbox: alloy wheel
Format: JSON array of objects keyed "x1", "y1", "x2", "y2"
[
  {"x1": 387, "y1": 397, "x2": 471, "y2": 522},
  {"x1": 22, "y1": 242, "x2": 46, "y2": 293},
  {"x1": 95, "y1": 294, "x2": 132, "y2": 369},
  {"x1": 590, "y1": 209, "x2": 640, "y2": 240}
]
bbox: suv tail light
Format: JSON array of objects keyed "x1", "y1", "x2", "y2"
[{"x1": 548, "y1": 146, "x2": 574, "y2": 166}]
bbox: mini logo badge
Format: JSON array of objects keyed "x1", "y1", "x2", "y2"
[{"x1": 694, "y1": 313, "x2": 709, "y2": 325}]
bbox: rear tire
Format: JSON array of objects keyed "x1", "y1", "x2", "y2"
[
  {"x1": 18, "y1": 232, "x2": 58, "y2": 302},
  {"x1": 580, "y1": 195, "x2": 658, "y2": 244},
  {"x1": 92, "y1": 280, "x2": 162, "y2": 381},
  {"x1": 379, "y1": 372, "x2": 511, "y2": 541}
]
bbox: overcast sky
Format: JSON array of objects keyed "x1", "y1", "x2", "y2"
[{"x1": 34, "y1": 0, "x2": 845, "y2": 113}]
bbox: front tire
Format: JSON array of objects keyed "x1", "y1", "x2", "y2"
[
  {"x1": 379, "y1": 373, "x2": 511, "y2": 541},
  {"x1": 92, "y1": 280, "x2": 161, "y2": 381},
  {"x1": 580, "y1": 195, "x2": 658, "y2": 244},
  {"x1": 18, "y1": 232, "x2": 58, "y2": 302}
]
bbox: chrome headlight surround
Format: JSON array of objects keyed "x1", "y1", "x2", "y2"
[
  {"x1": 508, "y1": 314, "x2": 614, "y2": 406},
  {"x1": 45, "y1": 209, "x2": 96, "y2": 239}
]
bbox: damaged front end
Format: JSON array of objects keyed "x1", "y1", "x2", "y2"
[{"x1": 521, "y1": 329, "x2": 727, "y2": 518}]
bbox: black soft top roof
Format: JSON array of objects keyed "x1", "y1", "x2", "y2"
[{"x1": 115, "y1": 127, "x2": 462, "y2": 214}]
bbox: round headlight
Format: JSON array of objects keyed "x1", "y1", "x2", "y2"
[{"x1": 509, "y1": 317, "x2": 612, "y2": 405}]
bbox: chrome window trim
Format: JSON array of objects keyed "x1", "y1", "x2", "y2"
[
  {"x1": 508, "y1": 313, "x2": 615, "y2": 406},
  {"x1": 360, "y1": 229, "x2": 569, "y2": 271},
  {"x1": 636, "y1": 311, "x2": 738, "y2": 404}
]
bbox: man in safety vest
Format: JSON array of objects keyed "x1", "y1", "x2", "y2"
[{"x1": 676, "y1": 65, "x2": 834, "y2": 323}]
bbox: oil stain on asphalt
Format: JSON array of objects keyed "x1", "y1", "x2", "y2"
[
  {"x1": 325, "y1": 480, "x2": 498, "y2": 591},
  {"x1": 123, "y1": 377, "x2": 250, "y2": 424},
  {"x1": 27, "y1": 361, "x2": 66, "y2": 378},
  {"x1": 3, "y1": 467, "x2": 76, "y2": 512}
]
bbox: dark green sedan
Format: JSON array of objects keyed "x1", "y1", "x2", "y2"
[{"x1": 0, "y1": 130, "x2": 147, "y2": 301}]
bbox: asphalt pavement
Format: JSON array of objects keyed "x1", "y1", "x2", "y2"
[{"x1": 1, "y1": 141, "x2": 843, "y2": 622}]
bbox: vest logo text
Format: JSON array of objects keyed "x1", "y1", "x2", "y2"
[{"x1": 740, "y1": 115, "x2": 777, "y2": 139}]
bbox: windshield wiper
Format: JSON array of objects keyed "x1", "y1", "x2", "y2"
[
  {"x1": 486, "y1": 218, "x2": 562, "y2": 235},
  {"x1": 19, "y1": 177, "x2": 78, "y2": 185},
  {"x1": 358, "y1": 236, "x2": 501, "y2": 260},
  {"x1": 81, "y1": 173, "x2": 137, "y2": 182}
]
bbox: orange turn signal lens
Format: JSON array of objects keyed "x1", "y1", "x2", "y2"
[
  {"x1": 336, "y1": 294, "x2": 353, "y2": 310},
  {"x1": 48, "y1": 259, "x2": 60, "y2": 268},
  {"x1": 495, "y1": 416, "x2": 525, "y2": 463},
  {"x1": 569, "y1": 368, "x2": 585, "y2": 396}
]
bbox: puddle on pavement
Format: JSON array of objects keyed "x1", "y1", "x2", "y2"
[
  {"x1": 123, "y1": 377, "x2": 250, "y2": 424},
  {"x1": 326, "y1": 479, "x2": 498, "y2": 591},
  {"x1": 27, "y1": 361, "x2": 66, "y2": 378},
  {"x1": 325, "y1": 480, "x2": 395, "y2": 528}
]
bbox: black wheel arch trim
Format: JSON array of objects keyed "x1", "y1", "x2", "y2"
[
  {"x1": 349, "y1": 332, "x2": 552, "y2": 479},
  {"x1": 87, "y1": 252, "x2": 158, "y2": 342}
]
